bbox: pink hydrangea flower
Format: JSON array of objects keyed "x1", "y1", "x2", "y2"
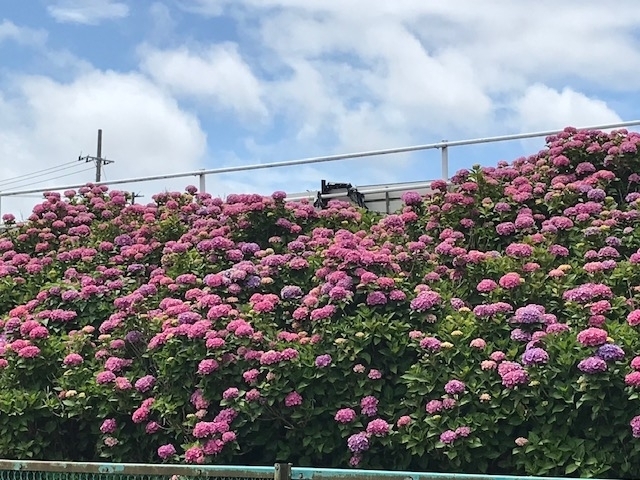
[
  {"x1": 499, "y1": 272, "x2": 522, "y2": 289},
  {"x1": 335, "y1": 408, "x2": 357, "y2": 423},
  {"x1": 576, "y1": 328, "x2": 608, "y2": 347},
  {"x1": 157, "y1": 443, "x2": 176, "y2": 459},
  {"x1": 63, "y1": 353, "x2": 83, "y2": 366},
  {"x1": 284, "y1": 391, "x2": 303, "y2": 407},
  {"x1": 366, "y1": 419, "x2": 390, "y2": 436}
]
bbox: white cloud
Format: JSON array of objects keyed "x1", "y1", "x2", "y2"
[
  {"x1": 168, "y1": 0, "x2": 640, "y2": 187},
  {"x1": 139, "y1": 44, "x2": 268, "y2": 120},
  {"x1": 47, "y1": 0, "x2": 129, "y2": 25},
  {"x1": 0, "y1": 69, "x2": 207, "y2": 219},
  {"x1": 5, "y1": 0, "x2": 640, "y2": 219},
  {"x1": 0, "y1": 20, "x2": 47, "y2": 46},
  {"x1": 181, "y1": 0, "x2": 639, "y2": 132},
  {"x1": 178, "y1": 0, "x2": 228, "y2": 16},
  {"x1": 512, "y1": 84, "x2": 622, "y2": 133},
  {"x1": 149, "y1": 3, "x2": 176, "y2": 41}
]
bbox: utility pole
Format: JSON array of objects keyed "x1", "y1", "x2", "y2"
[
  {"x1": 130, "y1": 192, "x2": 144, "y2": 205},
  {"x1": 79, "y1": 129, "x2": 114, "y2": 182}
]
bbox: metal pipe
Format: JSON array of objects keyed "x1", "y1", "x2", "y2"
[
  {"x1": 199, "y1": 172, "x2": 206, "y2": 194},
  {"x1": 275, "y1": 463, "x2": 293, "y2": 480},
  {"x1": 0, "y1": 461, "x2": 613, "y2": 480},
  {"x1": 0, "y1": 120, "x2": 638, "y2": 198},
  {"x1": 0, "y1": 460, "x2": 273, "y2": 477},
  {"x1": 441, "y1": 145, "x2": 449, "y2": 180},
  {"x1": 291, "y1": 467, "x2": 613, "y2": 480}
]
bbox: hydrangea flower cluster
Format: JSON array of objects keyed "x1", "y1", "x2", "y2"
[{"x1": 3, "y1": 127, "x2": 640, "y2": 477}]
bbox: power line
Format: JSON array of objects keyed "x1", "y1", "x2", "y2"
[
  {"x1": 0, "y1": 160, "x2": 80, "y2": 185},
  {"x1": 0, "y1": 163, "x2": 88, "y2": 188},
  {"x1": 2, "y1": 167, "x2": 96, "y2": 191}
]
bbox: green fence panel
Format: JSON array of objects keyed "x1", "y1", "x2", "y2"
[{"x1": 0, "y1": 461, "x2": 616, "y2": 480}]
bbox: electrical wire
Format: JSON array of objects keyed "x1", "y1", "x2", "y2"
[
  {"x1": 0, "y1": 160, "x2": 80, "y2": 186},
  {"x1": 0, "y1": 162, "x2": 89, "y2": 188},
  {"x1": 2, "y1": 167, "x2": 96, "y2": 192}
]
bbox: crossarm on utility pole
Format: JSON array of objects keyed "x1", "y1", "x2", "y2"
[{"x1": 79, "y1": 129, "x2": 114, "y2": 182}]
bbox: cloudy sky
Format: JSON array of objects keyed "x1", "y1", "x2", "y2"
[{"x1": 1, "y1": 0, "x2": 639, "y2": 219}]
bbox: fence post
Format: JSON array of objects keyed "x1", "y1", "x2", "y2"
[
  {"x1": 274, "y1": 463, "x2": 292, "y2": 480},
  {"x1": 441, "y1": 143, "x2": 449, "y2": 180},
  {"x1": 199, "y1": 172, "x2": 206, "y2": 194}
]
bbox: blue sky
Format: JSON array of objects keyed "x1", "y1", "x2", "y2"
[{"x1": 1, "y1": 0, "x2": 640, "y2": 218}]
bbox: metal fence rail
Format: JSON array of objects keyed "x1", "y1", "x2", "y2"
[
  {"x1": 0, "y1": 461, "x2": 274, "y2": 480},
  {"x1": 1, "y1": 120, "x2": 640, "y2": 220},
  {"x1": 0, "y1": 461, "x2": 615, "y2": 480}
]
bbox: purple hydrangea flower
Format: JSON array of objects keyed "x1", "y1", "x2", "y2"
[
  {"x1": 578, "y1": 356, "x2": 607, "y2": 374},
  {"x1": 347, "y1": 432, "x2": 370, "y2": 453},
  {"x1": 596, "y1": 344, "x2": 625, "y2": 362},
  {"x1": 521, "y1": 347, "x2": 549, "y2": 366}
]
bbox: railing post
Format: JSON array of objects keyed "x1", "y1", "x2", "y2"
[
  {"x1": 199, "y1": 172, "x2": 206, "y2": 194},
  {"x1": 441, "y1": 142, "x2": 449, "y2": 180},
  {"x1": 274, "y1": 463, "x2": 292, "y2": 480}
]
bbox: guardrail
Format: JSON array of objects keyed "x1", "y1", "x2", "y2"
[
  {"x1": 0, "y1": 461, "x2": 615, "y2": 480},
  {"x1": 1, "y1": 120, "x2": 640, "y2": 220}
]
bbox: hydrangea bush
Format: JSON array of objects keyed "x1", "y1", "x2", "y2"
[{"x1": 3, "y1": 127, "x2": 640, "y2": 477}]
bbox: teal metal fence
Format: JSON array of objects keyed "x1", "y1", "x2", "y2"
[{"x1": 0, "y1": 461, "x2": 614, "y2": 480}]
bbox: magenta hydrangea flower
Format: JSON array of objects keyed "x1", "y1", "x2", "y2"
[
  {"x1": 625, "y1": 371, "x2": 640, "y2": 387},
  {"x1": 444, "y1": 379, "x2": 465, "y2": 395},
  {"x1": 366, "y1": 419, "x2": 390, "y2": 436},
  {"x1": 505, "y1": 243, "x2": 533, "y2": 258},
  {"x1": 335, "y1": 408, "x2": 357, "y2": 423},
  {"x1": 360, "y1": 396, "x2": 379, "y2": 416},
  {"x1": 501, "y1": 369, "x2": 529, "y2": 388},
  {"x1": 184, "y1": 446, "x2": 204, "y2": 463},
  {"x1": 223, "y1": 387, "x2": 240, "y2": 400},
  {"x1": 246, "y1": 389, "x2": 261, "y2": 402},
  {"x1": 499, "y1": 272, "x2": 522, "y2": 289},
  {"x1": 100, "y1": 418, "x2": 117, "y2": 434},
  {"x1": 631, "y1": 416, "x2": 640, "y2": 438},
  {"x1": 440, "y1": 429, "x2": 458, "y2": 444},
  {"x1": 476, "y1": 279, "x2": 498, "y2": 293},
  {"x1": 410, "y1": 290, "x2": 442, "y2": 311},
  {"x1": 63, "y1": 353, "x2": 83, "y2": 366},
  {"x1": 134, "y1": 375, "x2": 156, "y2": 393},
  {"x1": 426, "y1": 399, "x2": 443, "y2": 414},
  {"x1": 576, "y1": 328, "x2": 608, "y2": 347},
  {"x1": 17, "y1": 346, "x2": 40, "y2": 358},
  {"x1": 284, "y1": 391, "x2": 303, "y2": 407},
  {"x1": 397, "y1": 416, "x2": 412, "y2": 428},
  {"x1": 628, "y1": 310, "x2": 640, "y2": 327},
  {"x1": 315, "y1": 354, "x2": 332, "y2": 368},
  {"x1": 420, "y1": 336, "x2": 441, "y2": 351},
  {"x1": 197, "y1": 358, "x2": 219, "y2": 375},
  {"x1": 401, "y1": 191, "x2": 422, "y2": 205},
  {"x1": 96, "y1": 371, "x2": 116, "y2": 385}
]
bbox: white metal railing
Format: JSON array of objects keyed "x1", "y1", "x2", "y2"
[{"x1": 1, "y1": 120, "x2": 640, "y2": 219}]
